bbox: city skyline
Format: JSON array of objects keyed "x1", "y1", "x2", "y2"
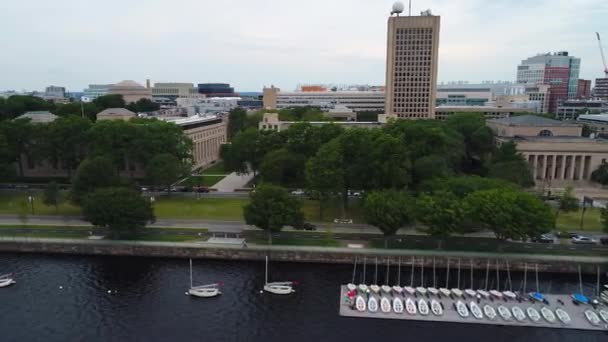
[{"x1": 1, "y1": 0, "x2": 607, "y2": 92}]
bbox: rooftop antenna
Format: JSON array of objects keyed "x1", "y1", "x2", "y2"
[
  {"x1": 391, "y1": 2, "x2": 405, "y2": 16},
  {"x1": 409, "y1": 0, "x2": 412, "y2": 16}
]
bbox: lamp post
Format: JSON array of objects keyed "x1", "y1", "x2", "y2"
[{"x1": 27, "y1": 195, "x2": 35, "y2": 215}]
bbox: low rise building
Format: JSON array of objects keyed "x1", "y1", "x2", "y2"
[
  {"x1": 176, "y1": 97, "x2": 241, "y2": 116},
  {"x1": 556, "y1": 99, "x2": 608, "y2": 120},
  {"x1": 15, "y1": 111, "x2": 58, "y2": 124},
  {"x1": 435, "y1": 106, "x2": 530, "y2": 121},
  {"x1": 576, "y1": 114, "x2": 608, "y2": 136},
  {"x1": 263, "y1": 86, "x2": 385, "y2": 113},
  {"x1": 487, "y1": 115, "x2": 608, "y2": 187},
  {"x1": 152, "y1": 82, "x2": 198, "y2": 100},
  {"x1": 96, "y1": 108, "x2": 137, "y2": 121},
  {"x1": 258, "y1": 113, "x2": 382, "y2": 132}
]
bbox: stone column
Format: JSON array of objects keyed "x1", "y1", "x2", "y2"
[
  {"x1": 549, "y1": 155, "x2": 556, "y2": 181},
  {"x1": 569, "y1": 155, "x2": 576, "y2": 180}
]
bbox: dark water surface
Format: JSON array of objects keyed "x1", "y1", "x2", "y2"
[{"x1": 0, "y1": 253, "x2": 606, "y2": 342}]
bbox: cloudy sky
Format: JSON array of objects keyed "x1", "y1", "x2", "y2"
[{"x1": 1, "y1": 0, "x2": 607, "y2": 92}]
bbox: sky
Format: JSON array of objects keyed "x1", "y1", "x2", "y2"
[{"x1": 0, "y1": 0, "x2": 607, "y2": 92}]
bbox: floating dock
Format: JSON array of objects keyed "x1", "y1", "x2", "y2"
[{"x1": 339, "y1": 286, "x2": 608, "y2": 332}]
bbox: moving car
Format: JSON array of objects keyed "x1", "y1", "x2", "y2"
[
  {"x1": 531, "y1": 234, "x2": 556, "y2": 244},
  {"x1": 291, "y1": 189, "x2": 305, "y2": 196},
  {"x1": 196, "y1": 187, "x2": 210, "y2": 193},
  {"x1": 302, "y1": 223, "x2": 317, "y2": 231},
  {"x1": 571, "y1": 236, "x2": 598, "y2": 245}
]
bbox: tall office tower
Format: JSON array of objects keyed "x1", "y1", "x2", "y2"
[
  {"x1": 594, "y1": 78, "x2": 608, "y2": 100},
  {"x1": 516, "y1": 51, "x2": 581, "y2": 113},
  {"x1": 385, "y1": 5, "x2": 440, "y2": 119}
]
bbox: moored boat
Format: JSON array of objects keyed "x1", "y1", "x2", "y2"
[
  {"x1": 465, "y1": 289, "x2": 477, "y2": 298},
  {"x1": 427, "y1": 287, "x2": 439, "y2": 296},
  {"x1": 380, "y1": 297, "x2": 392, "y2": 313},
  {"x1": 392, "y1": 285, "x2": 404, "y2": 295},
  {"x1": 529, "y1": 292, "x2": 546, "y2": 303},
  {"x1": 470, "y1": 301, "x2": 483, "y2": 320},
  {"x1": 347, "y1": 283, "x2": 357, "y2": 292},
  {"x1": 503, "y1": 291, "x2": 517, "y2": 300},
  {"x1": 393, "y1": 297, "x2": 404, "y2": 314},
  {"x1": 512, "y1": 306, "x2": 526, "y2": 322},
  {"x1": 439, "y1": 288, "x2": 451, "y2": 297},
  {"x1": 555, "y1": 308, "x2": 571, "y2": 324},
  {"x1": 431, "y1": 299, "x2": 443, "y2": 316},
  {"x1": 262, "y1": 256, "x2": 295, "y2": 295},
  {"x1": 489, "y1": 290, "x2": 503, "y2": 299},
  {"x1": 484, "y1": 305, "x2": 497, "y2": 320},
  {"x1": 416, "y1": 286, "x2": 428, "y2": 296},
  {"x1": 584, "y1": 310, "x2": 601, "y2": 326},
  {"x1": 404, "y1": 286, "x2": 416, "y2": 296},
  {"x1": 526, "y1": 307, "x2": 541, "y2": 322},
  {"x1": 541, "y1": 307, "x2": 556, "y2": 324},
  {"x1": 498, "y1": 305, "x2": 512, "y2": 321},
  {"x1": 418, "y1": 298, "x2": 430, "y2": 316},
  {"x1": 451, "y1": 288, "x2": 464, "y2": 298},
  {"x1": 0, "y1": 274, "x2": 16, "y2": 288},
  {"x1": 572, "y1": 293, "x2": 590, "y2": 305},
  {"x1": 355, "y1": 296, "x2": 367, "y2": 312},
  {"x1": 456, "y1": 300, "x2": 469, "y2": 318},
  {"x1": 477, "y1": 290, "x2": 490, "y2": 299},
  {"x1": 368, "y1": 296, "x2": 379, "y2": 313},
  {"x1": 358, "y1": 284, "x2": 369, "y2": 293},
  {"x1": 405, "y1": 298, "x2": 417, "y2": 315},
  {"x1": 370, "y1": 285, "x2": 381, "y2": 294},
  {"x1": 381, "y1": 285, "x2": 392, "y2": 294},
  {"x1": 598, "y1": 310, "x2": 608, "y2": 324}
]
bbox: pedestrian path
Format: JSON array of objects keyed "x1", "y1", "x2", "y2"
[{"x1": 212, "y1": 172, "x2": 254, "y2": 192}]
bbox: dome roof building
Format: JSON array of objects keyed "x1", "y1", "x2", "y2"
[{"x1": 108, "y1": 80, "x2": 152, "y2": 103}]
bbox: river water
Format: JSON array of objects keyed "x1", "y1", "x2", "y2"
[{"x1": 0, "y1": 253, "x2": 606, "y2": 342}]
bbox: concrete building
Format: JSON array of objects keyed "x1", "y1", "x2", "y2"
[
  {"x1": 556, "y1": 99, "x2": 608, "y2": 120},
  {"x1": 176, "y1": 97, "x2": 241, "y2": 116},
  {"x1": 516, "y1": 52, "x2": 581, "y2": 113},
  {"x1": 107, "y1": 80, "x2": 152, "y2": 104},
  {"x1": 82, "y1": 84, "x2": 113, "y2": 102},
  {"x1": 96, "y1": 108, "x2": 137, "y2": 121},
  {"x1": 577, "y1": 79, "x2": 592, "y2": 99},
  {"x1": 163, "y1": 115, "x2": 227, "y2": 170},
  {"x1": 262, "y1": 86, "x2": 385, "y2": 113},
  {"x1": 435, "y1": 106, "x2": 530, "y2": 121},
  {"x1": 385, "y1": 10, "x2": 440, "y2": 119},
  {"x1": 436, "y1": 88, "x2": 492, "y2": 107},
  {"x1": 577, "y1": 114, "x2": 608, "y2": 136},
  {"x1": 594, "y1": 78, "x2": 608, "y2": 100},
  {"x1": 152, "y1": 83, "x2": 198, "y2": 100},
  {"x1": 44, "y1": 86, "x2": 66, "y2": 99},
  {"x1": 197, "y1": 84, "x2": 236, "y2": 97},
  {"x1": 487, "y1": 115, "x2": 608, "y2": 187},
  {"x1": 15, "y1": 111, "x2": 58, "y2": 124},
  {"x1": 258, "y1": 113, "x2": 382, "y2": 132}
]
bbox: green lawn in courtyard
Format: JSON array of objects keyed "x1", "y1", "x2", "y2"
[
  {"x1": 152, "y1": 197, "x2": 248, "y2": 220},
  {"x1": 555, "y1": 208, "x2": 603, "y2": 232},
  {"x1": 0, "y1": 192, "x2": 81, "y2": 216},
  {"x1": 201, "y1": 162, "x2": 227, "y2": 175},
  {"x1": 301, "y1": 199, "x2": 364, "y2": 223}
]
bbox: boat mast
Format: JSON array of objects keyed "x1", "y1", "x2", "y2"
[
  {"x1": 597, "y1": 265, "x2": 601, "y2": 298},
  {"x1": 535, "y1": 264, "x2": 540, "y2": 294},
  {"x1": 420, "y1": 258, "x2": 424, "y2": 287},
  {"x1": 410, "y1": 256, "x2": 415, "y2": 287},
  {"x1": 470, "y1": 259, "x2": 474, "y2": 289},
  {"x1": 578, "y1": 265, "x2": 583, "y2": 295},
  {"x1": 189, "y1": 258, "x2": 193, "y2": 289},
  {"x1": 362, "y1": 257, "x2": 366, "y2": 284},
  {"x1": 433, "y1": 258, "x2": 436, "y2": 289},
  {"x1": 374, "y1": 257, "x2": 378, "y2": 285},
  {"x1": 496, "y1": 260, "x2": 500, "y2": 291},
  {"x1": 397, "y1": 257, "x2": 402, "y2": 286},
  {"x1": 265, "y1": 255, "x2": 269, "y2": 285},
  {"x1": 484, "y1": 260, "x2": 490, "y2": 291},
  {"x1": 506, "y1": 260, "x2": 513, "y2": 292},
  {"x1": 457, "y1": 258, "x2": 461, "y2": 289},
  {"x1": 385, "y1": 258, "x2": 390, "y2": 285},
  {"x1": 523, "y1": 263, "x2": 527, "y2": 293},
  {"x1": 351, "y1": 256, "x2": 357, "y2": 284},
  {"x1": 445, "y1": 258, "x2": 450, "y2": 288}
]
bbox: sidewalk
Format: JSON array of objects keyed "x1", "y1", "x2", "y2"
[{"x1": 212, "y1": 172, "x2": 254, "y2": 192}]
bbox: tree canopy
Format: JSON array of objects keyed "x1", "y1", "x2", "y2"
[
  {"x1": 363, "y1": 190, "x2": 413, "y2": 246},
  {"x1": 71, "y1": 156, "x2": 121, "y2": 204},
  {"x1": 147, "y1": 153, "x2": 188, "y2": 193},
  {"x1": 83, "y1": 187, "x2": 155, "y2": 234}
]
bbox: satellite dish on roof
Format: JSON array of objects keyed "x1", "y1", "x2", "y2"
[{"x1": 391, "y1": 2, "x2": 405, "y2": 15}]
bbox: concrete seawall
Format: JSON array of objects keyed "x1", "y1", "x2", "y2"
[{"x1": 0, "y1": 238, "x2": 607, "y2": 275}]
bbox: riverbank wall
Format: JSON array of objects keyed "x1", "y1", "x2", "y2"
[{"x1": 1, "y1": 238, "x2": 607, "y2": 275}]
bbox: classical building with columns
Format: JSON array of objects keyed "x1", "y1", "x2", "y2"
[{"x1": 487, "y1": 115, "x2": 608, "y2": 187}]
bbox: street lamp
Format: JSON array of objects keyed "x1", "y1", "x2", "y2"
[
  {"x1": 27, "y1": 195, "x2": 35, "y2": 215},
  {"x1": 150, "y1": 196, "x2": 155, "y2": 203}
]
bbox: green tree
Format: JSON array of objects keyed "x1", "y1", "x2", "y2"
[
  {"x1": 71, "y1": 156, "x2": 120, "y2": 204},
  {"x1": 488, "y1": 160, "x2": 534, "y2": 188},
  {"x1": 363, "y1": 190, "x2": 413, "y2": 247},
  {"x1": 0, "y1": 118, "x2": 34, "y2": 177},
  {"x1": 93, "y1": 95, "x2": 126, "y2": 110},
  {"x1": 555, "y1": 186, "x2": 579, "y2": 220},
  {"x1": 243, "y1": 184, "x2": 303, "y2": 244},
  {"x1": 591, "y1": 163, "x2": 608, "y2": 185},
  {"x1": 368, "y1": 133, "x2": 411, "y2": 189},
  {"x1": 53, "y1": 102, "x2": 99, "y2": 121},
  {"x1": 0, "y1": 133, "x2": 15, "y2": 179},
  {"x1": 127, "y1": 98, "x2": 160, "y2": 113},
  {"x1": 420, "y1": 176, "x2": 514, "y2": 198},
  {"x1": 42, "y1": 181, "x2": 61, "y2": 212},
  {"x1": 413, "y1": 155, "x2": 451, "y2": 184},
  {"x1": 600, "y1": 208, "x2": 608, "y2": 233},
  {"x1": 415, "y1": 191, "x2": 464, "y2": 248},
  {"x1": 0, "y1": 95, "x2": 54, "y2": 119},
  {"x1": 260, "y1": 148, "x2": 306, "y2": 188},
  {"x1": 147, "y1": 153, "x2": 188, "y2": 194},
  {"x1": 46, "y1": 115, "x2": 92, "y2": 178},
  {"x1": 228, "y1": 108, "x2": 247, "y2": 138},
  {"x1": 83, "y1": 187, "x2": 155, "y2": 236},
  {"x1": 305, "y1": 140, "x2": 345, "y2": 220},
  {"x1": 464, "y1": 189, "x2": 554, "y2": 241}
]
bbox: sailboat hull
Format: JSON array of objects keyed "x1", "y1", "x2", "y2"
[
  {"x1": 264, "y1": 284, "x2": 295, "y2": 295},
  {"x1": 189, "y1": 288, "x2": 221, "y2": 298},
  {"x1": 0, "y1": 278, "x2": 15, "y2": 288}
]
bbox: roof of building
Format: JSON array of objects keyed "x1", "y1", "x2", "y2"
[
  {"x1": 96, "y1": 108, "x2": 137, "y2": 117},
  {"x1": 15, "y1": 111, "x2": 58, "y2": 123},
  {"x1": 577, "y1": 114, "x2": 608, "y2": 123},
  {"x1": 111, "y1": 80, "x2": 146, "y2": 89},
  {"x1": 508, "y1": 136, "x2": 608, "y2": 144},
  {"x1": 488, "y1": 115, "x2": 579, "y2": 127}
]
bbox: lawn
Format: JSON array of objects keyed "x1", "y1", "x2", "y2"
[
  {"x1": 153, "y1": 197, "x2": 248, "y2": 220},
  {"x1": 555, "y1": 208, "x2": 603, "y2": 232},
  {"x1": 0, "y1": 231, "x2": 90, "y2": 239},
  {"x1": 0, "y1": 192, "x2": 81, "y2": 216},
  {"x1": 180, "y1": 175, "x2": 226, "y2": 188},
  {"x1": 301, "y1": 199, "x2": 364, "y2": 223},
  {"x1": 113, "y1": 233, "x2": 205, "y2": 243},
  {"x1": 201, "y1": 161, "x2": 227, "y2": 175}
]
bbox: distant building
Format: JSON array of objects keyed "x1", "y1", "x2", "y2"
[
  {"x1": 385, "y1": 10, "x2": 440, "y2": 119},
  {"x1": 107, "y1": 80, "x2": 152, "y2": 104},
  {"x1": 44, "y1": 85, "x2": 66, "y2": 99},
  {"x1": 15, "y1": 111, "x2": 58, "y2": 124},
  {"x1": 556, "y1": 99, "x2": 608, "y2": 120},
  {"x1": 487, "y1": 115, "x2": 608, "y2": 187},
  {"x1": 176, "y1": 97, "x2": 241, "y2": 116},
  {"x1": 516, "y1": 52, "x2": 581, "y2": 113},
  {"x1": 96, "y1": 108, "x2": 137, "y2": 121},
  {"x1": 577, "y1": 114, "x2": 608, "y2": 136},
  {"x1": 262, "y1": 86, "x2": 385, "y2": 113},
  {"x1": 594, "y1": 78, "x2": 608, "y2": 100},
  {"x1": 152, "y1": 82, "x2": 198, "y2": 100},
  {"x1": 237, "y1": 92, "x2": 263, "y2": 109},
  {"x1": 83, "y1": 84, "x2": 113, "y2": 101},
  {"x1": 436, "y1": 88, "x2": 492, "y2": 107},
  {"x1": 577, "y1": 79, "x2": 592, "y2": 99},
  {"x1": 435, "y1": 106, "x2": 530, "y2": 121},
  {"x1": 258, "y1": 113, "x2": 382, "y2": 132},
  {"x1": 162, "y1": 115, "x2": 227, "y2": 170},
  {"x1": 197, "y1": 84, "x2": 236, "y2": 98}
]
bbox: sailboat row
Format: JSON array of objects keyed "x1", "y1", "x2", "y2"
[{"x1": 186, "y1": 255, "x2": 296, "y2": 298}]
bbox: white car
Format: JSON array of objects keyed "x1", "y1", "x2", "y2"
[
  {"x1": 571, "y1": 236, "x2": 598, "y2": 245},
  {"x1": 291, "y1": 189, "x2": 305, "y2": 196}
]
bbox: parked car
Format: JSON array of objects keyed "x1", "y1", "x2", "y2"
[
  {"x1": 14, "y1": 184, "x2": 29, "y2": 190},
  {"x1": 302, "y1": 223, "x2": 317, "y2": 231},
  {"x1": 140, "y1": 186, "x2": 150, "y2": 192},
  {"x1": 291, "y1": 189, "x2": 305, "y2": 196},
  {"x1": 531, "y1": 234, "x2": 556, "y2": 244},
  {"x1": 571, "y1": 236, "x2": 598, "y2": 245},
  {"x1": 600, "y1": 237, "x2": 608, "y2": 246},
  {"x1": 196, "y1": 187, "x2": 210, "y2": 193}
]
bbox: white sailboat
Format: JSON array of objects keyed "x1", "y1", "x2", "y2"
[
  {"x1": 498, "y1": 305, "x2": 512, "y2": 321},
  {"x1": 380, "y1": 297, "x2": 392, "y2": 313},
  {"x1": 451, "y1": 288, "x2": 464, "y2": 298},
  {"x1": 393, "y1": 297, "x2": 404, "y2": 314},
  {"x1": 502, "y1": 291, "x2": 517, "y2": 300},
  {"x1": 347, "y1": 257, "x2": 358, "y2": 292},
  {"x1": 526, "y1": 307, "x2": 541, "y2": 322},
  {"x1": 186, "y1": 260, "x2": 221, "y2": 298},
  {"x1": 368, "y1": 296, "x2": 379, "y2": 313},
  {"x1": 470, "y1": 301, "x2": 483, "y2": 320},
  {"x1": 456, "y1": 301, "x2": 469, "y2": 318},
  {"x1": 381, "y1": 258, "x2": 392, "y2": 295},
  {"x1": 484, "y1": 305, "x2": 497, "y2": 320},
  {"x1": 584, "y1": 310, "x2": 601, "y2": 326},
  {"x1": 370, "y1": 257, "x2": 380, "y2": 294},
  {"x1": 477, "y1": 290, "x2": 490, "y2": 299},
  {"x1": 439, "y1": 288, "x2": 451, "y2": 297},
  {"x1": 541, "y1": 307, "x2": 556, "y2": 324},
  {"x1": 355, "y1": 296, "x2": 367, "y2": 312},
  {"x1": 489, "y1": 290, "x2": 504, "y2": 299},
  {"x1": 405, "y1": 298, "x2": 417, "y2": 315},
  {"x1": 418, "y1": 298, "x2": 430, "y2": 316},
  {"x1": 431, "y1": 299, "x2": 443, "y2": 316},
  {"x1": 555, "y1": 308, "x2": 571, "y2": 325},
  {"x1": 512, "y1": 306, "x2": 526, "y2": 322},
  {"x1": 598, "y1": 310, "x2": 608, "y2": 324},
  {"x1": 358, "y1": 257, "x2": 368, "y2": 293},
  {"x1": 0, "y1": 274, "x2": 16, "y2": 288},
  {"x1": 263, "y1": 256, "x2": 295, "y2": 295}
]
